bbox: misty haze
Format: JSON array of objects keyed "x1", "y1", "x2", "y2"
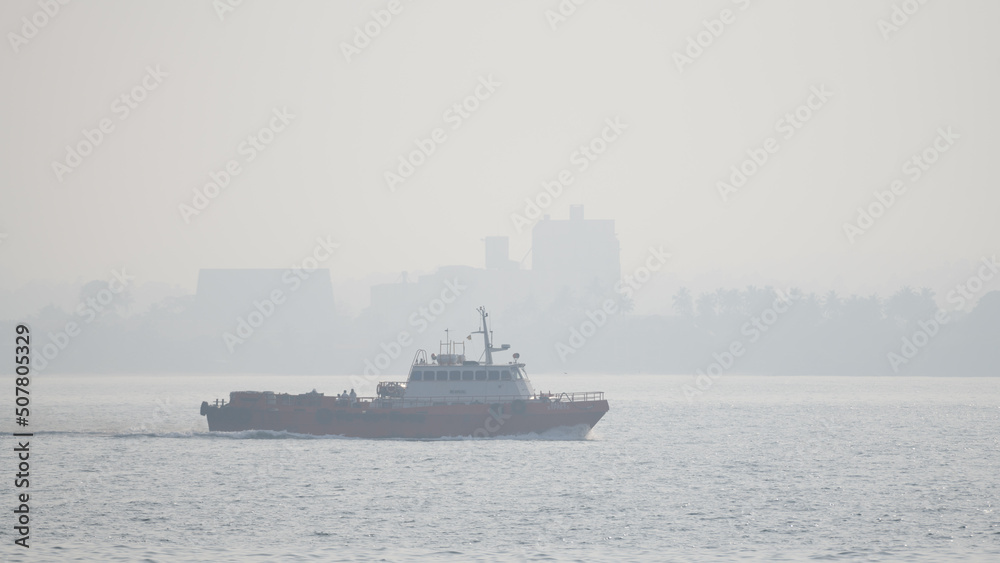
[{"x1": 1, "y1": 1, "x2": 998, "y2": 562}]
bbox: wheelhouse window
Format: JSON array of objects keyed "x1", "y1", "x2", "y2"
[
  {"x1": 462, "y1": 371, "x2": 474, "y2": 381},
  {"x1": 500, "y1": 370, "x2": 512, "y2": 381},
  {"x1": 449, "y1": 371, "x2": 461, "y2": 381},
  {"x1": 475, "y1": 370, "x2": 487, "y2": 381},
  {"x1": 488, "y1": 370, "x2": 500, "y2": 381},
  {"x1": 436, "y1": 371, "x2": 448, "y2": 381},
  {"x1": 514, "y1": 369, "x2": 523, "y2": 380},
  {"x1": 410, "y1": 371, "x2": 422, "y2": 381}
]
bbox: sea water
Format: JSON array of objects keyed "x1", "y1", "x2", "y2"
[{"x1": 1, "y1": 374, "x2": 998, "y2": 562}]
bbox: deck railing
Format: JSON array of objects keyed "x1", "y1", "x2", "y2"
[
  {"x1": 358, "y1": 391, "x2": 604, "y2": 409},
  {"x1": 549, "y1": 391, "x2": 605, "y2": 403},
  {"x1": 213, "y1": 391, "x2": 605, "y2": 409}
]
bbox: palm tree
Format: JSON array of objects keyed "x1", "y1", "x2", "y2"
[
  {"x1": 672, "y1": 287, "x2": 693, "y2": 318},
  {"x1": 695, "y1": 291, "x2": 719, "y2": 319},
  {"x1": 885, "y1": 286, "x2": 918, "y2": 326},
  {"x1": 822, "y1": 290, "x2": 842, "y2": 320},
  {"x1": 843, "y1": 293, "x2": 883, "y2": 324},
  {"x1": 79, "y1": 279, "x2": 133, "y2": 318},
  {"x1": 718, "y1": 288, "x2": 743, "y2": 317}
]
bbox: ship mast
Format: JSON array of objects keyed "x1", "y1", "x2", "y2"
[
  {"x1": 474, "y1": 306, "x2": 493, "y2": 365},
  {"x1": 473, "y1": 306, "x2": 511, "y2": 365}
]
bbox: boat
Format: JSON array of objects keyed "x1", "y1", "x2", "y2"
[{"x1": 200, "y1": 307, "x2": 609, "y2": 438}]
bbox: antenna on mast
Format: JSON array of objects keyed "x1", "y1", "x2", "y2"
[
  {"x1": 473, "y1": 306, "x2": 493, "y2": 364},
  {"x1": 472, "y1": 306, "x2": 510, "y2": 365}
]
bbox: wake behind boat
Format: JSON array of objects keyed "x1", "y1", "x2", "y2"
[{"x1": 200, "y1": 307, "x2": 609, "y2": 438}]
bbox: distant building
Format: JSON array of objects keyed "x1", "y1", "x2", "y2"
[
  {"x1": 364, "y1": 206, "x2": 621, "y2": 323},
  {"x1": 531, "y1": 205, "x2": 620, "y2": 292},
  {"x1": 194, "y1": 268, "x2": 336, "y2": 335},
  {"x1": 484, "y1": 236, "x2": 518, "y2": 270}
]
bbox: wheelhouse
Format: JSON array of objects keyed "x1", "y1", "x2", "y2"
[
  {"x1": 385, "y1": 307, "x2": 536, "y2": 402},
  {"x1": 407, "y1": 365, "x2": 526, "y2": 382}
]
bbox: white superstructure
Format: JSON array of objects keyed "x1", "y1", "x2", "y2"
[{"x1": 389, "y1": 307, "x2": 536, "y2": 402}]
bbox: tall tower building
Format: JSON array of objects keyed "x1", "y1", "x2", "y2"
[{"x1": 531, "y1": 205, "x2": 620, "y2": 292}]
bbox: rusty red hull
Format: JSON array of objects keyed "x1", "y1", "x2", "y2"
[{"x1": 203, "y1": 399, "x2": 609, "y2": 439}]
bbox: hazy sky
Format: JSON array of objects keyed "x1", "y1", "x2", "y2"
[{"x1": 2, "y1": 0, "x2": 998, "y2": 312}]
